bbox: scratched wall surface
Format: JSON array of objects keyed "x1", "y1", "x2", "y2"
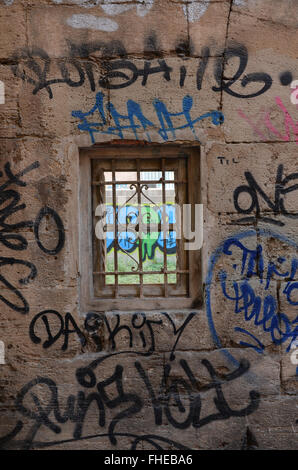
[{"x1": 0, "y1": 0, "x2": 297, "y2": 450}]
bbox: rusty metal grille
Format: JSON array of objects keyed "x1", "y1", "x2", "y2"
[{"x1": 92, "y1": 155, "x2": 189, "y2": 299}]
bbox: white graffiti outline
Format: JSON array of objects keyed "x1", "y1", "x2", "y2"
[
  {"x1": 1, "y1": 0, "x2": 252, "y2": 27},
  {"x1": 66, "y1": 14, "x2": 119, "y2": 31},
  {"x1": 52, "y1": 0, "x2": 154, "y2": 16},
  {"x1": 0, "y1": 81, "x2": 4, "y2": 105}
]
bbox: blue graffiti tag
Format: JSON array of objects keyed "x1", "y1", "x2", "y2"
[
  {"x1": 205, "y1": 229, "x2": 298, "y2": 366},
  {"x1": 72, "y1": 92, "x2": 224, "y2": 144}
]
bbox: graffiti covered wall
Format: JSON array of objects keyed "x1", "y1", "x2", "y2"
[{"x1": 0, "y1": 0, "x2": 297, "y2": 450}]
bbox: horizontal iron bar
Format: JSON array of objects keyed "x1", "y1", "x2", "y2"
[
  {"x1": 92, "y1": 180, "x2": 186, "y2": 185},
  {"x1": 93, "y1": 270, "x2": 189, "y2": 275}
]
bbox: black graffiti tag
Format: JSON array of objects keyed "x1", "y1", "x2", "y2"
[
  {"x1": 0, "y1": 161, "x2": 65, "y2": 314},
  {"x1": 11, "y1": 41, "x2": 272, "y2": 100},
  {"x1": 233, "y1": 164, "x2": 298, "y2": 226},
  {"x1": 0, "y1": 357, "x2": 260, "y2": 450},
  {"x1": 29, "y1": 310, "x2": 86, "y2": 350},
  {"x1": 212, "y1": 43, "x2": 272, "y2": 99},
  {"x1": 28, "y1": 310, "x2": 196, "y2": 362},
  {"x1": 34, "y1": 206, "x2": 65, "y2": 256}
]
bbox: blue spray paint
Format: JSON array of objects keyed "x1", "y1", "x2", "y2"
[
  {"x1": 205, "y1": 229, "x2": 298, "y2": 369},
  {"x1": 72, "y1": 92, "x2": 224, "y2": 144}
]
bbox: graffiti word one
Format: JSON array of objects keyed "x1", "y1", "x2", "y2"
[{"x1": 11, "y1": 42, "x2": 272, "y2": 101}]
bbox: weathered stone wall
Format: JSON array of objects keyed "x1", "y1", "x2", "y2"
[{"x1": 0, "y1": 0, "x2": 297, "y2": 450}]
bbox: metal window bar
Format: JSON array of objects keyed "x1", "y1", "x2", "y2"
[
  {"x1": 98, "y1": 169, "x2": 106, "y2": 291},
  {"x1": 92, "y1": 179, "x2": 186, "y2": 186},
  {"x1": 139, "y1": 171, "x2": 175, "y2": 189},
  {"x1": 175, "y1": 165, "x2": 181, "y2": 288},
  {"x1": 137, "y1": 159, "x2": 143, "y2": 297},
  {"x1": 92, "y1": 158, "x2": 190, "y2": 293},
  {"x1": 112, "y1": 160, "x2": 118, "y2": 297},
  {"x1": 161, "y1": 159, "x2": 168, "y2": 297}
]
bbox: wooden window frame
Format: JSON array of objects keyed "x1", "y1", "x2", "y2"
[{"x1": 79, "y1": 145, "x2": 202, "y2": 312}]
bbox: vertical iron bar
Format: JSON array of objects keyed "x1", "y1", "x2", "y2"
[
  {"x1": 137, "y1": 159, "x2": 143, "y2": 297},
  {"x1": 112, "y1": 159, "x2": 118, "y2": 297},
  {"x1": 162, "y1": 158, "x2": 168, "y2": 297}
]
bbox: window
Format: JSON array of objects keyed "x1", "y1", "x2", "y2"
[{"x1": 79, "y1": 145, "x2": 202, "y2": 311}]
